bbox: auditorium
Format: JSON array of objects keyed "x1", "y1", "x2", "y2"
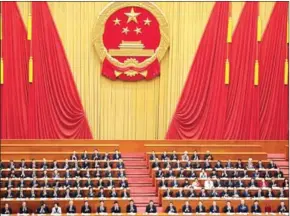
[{"x1": 0, "y1": 1, "x2": 289, "y2": 215}]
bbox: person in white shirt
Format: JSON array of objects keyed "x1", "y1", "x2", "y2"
[
  {"x1": 199, "y1": 169, "x2": 207, "y2": 179},
  {"x1": 204, "y1": 177, "x2": 214, "y2": 189},
  {"x1": 51, "y1": 203, "x2": 62, "y2": 215},
  {"x1": 182, "y1": 151, "x2": 189, "y2": 161}
]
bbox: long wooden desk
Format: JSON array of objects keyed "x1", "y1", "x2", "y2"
[
  {"x1": 162, "y1": 198, "x2": 289, "y2": 213},
  {"x1": 0, "y1": 198, "x2": 130, "y2": 213}
]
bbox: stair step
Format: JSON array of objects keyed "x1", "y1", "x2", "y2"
[
  {"x1": 122, "y1": 153, "x2": 145, "y2": 158},
  {"x1": 124, "y1": 161, "x2": 147, "y2": 166},
  {"x1": 268, "y1": 153, "x2": 286, "y2": 159},
  {"x1": 126, "y1": 169, "x2": 150, "y2": 175},
  {"x1": 128, "y1": 178, "x2": 152, "y2": 184},
  {"x1": 130, "y1": 183, "x2": 152, "y2": 187},
  {"x1": 130, "y1": 187, "x2": 156, "y2": 193},
  {"x1": 123, "y1": 158, "x2": 145, "y2": 161},
  {"x1": 127, "y1": 174, "x2": 149, "y2": 177},
  {"x1": 275, "y1": 161, "x2": 289, "y2": 167},
  {"x1": 131, "y1": 197, "x2": 159, "y2": 204}
]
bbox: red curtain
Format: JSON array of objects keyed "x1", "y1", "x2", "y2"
[
  {"x1": 259, "y1": 2, "x2": 289, "y2": 139},
  {"x1": 0, "y1": 2, "x2": 29, "y2": 139},
  {"x1": 166, "y1": 2, "x2": 229, "y2": 139},
  {"x1": 28, "y1": 2, "x2": 92, "y2": 139},
  {"x1": 224, "y1": 3, "x2": 259, "y2": 139}
]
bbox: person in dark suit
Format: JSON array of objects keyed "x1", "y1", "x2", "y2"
[
  {"x1": 5, "y1": 187, "x2": 13, "y2": 198},
  {"x1": 242, "y1": 188, "x2": 251, "y2": 198},
  {"x1": 97, "y1": 187, "x2": 106, "y2": 198},
  {"x1": 40, "y1": 187, "x2": 50, "y2": 198},
  {"x1": 81, "y1": 201, "x2": 91, "y2": 214},
  {"x1": 150, "y1": 151, "x2": 156, "y2": 160},
  {"x1": 277, "y1": 201, "x2": 288, "y2": 213},
  {"x1": 209, "y1": 201, "x2": 219, "y2": 213},
  {"x1": 204, "y1": 150, "x2": 213, "y2": 160},
  {"x1": 275, "y1": 168, "x2": 284, "y2": 178},
  {"x1": 121, "y1": 188, "x2": 130, "y2": 198},
  {"x1": 251, "y1": 200, "x2": 261, "y2": 213},
  {"x1": 126, "y1": 200, "x2": 137, "y2": 213},
  {"x1": 196, "y1": 201, "x2": 206, "y2": 213},
  {"x1": 159, "y1": 177, "x2": 168, "y2": 188},
  {"x1": 268, "y1": 160, "x2": 277, "y2": 169},
  {"x1": 1, "y1": 203, "x2": 12, "y2": 215},
  {"x1": 116, "y1": 159, "x2": 125, "y2": 169},
  {"x1": 36, "y1": 202, "x2": 49, "y2": 214},
  {"x1": 66, "y1": 200, "x2": 76, "y2": 214},
  {"x1": 111, "y1": 201, "x2": 121, "y2": 213},
  {"x1": 97, "y1": 200, "x2": 107, "y2": 214},
  {"x1": 163, "y1": 188, "x2": 172, "y2": 198},
  {"x1": 165, "y1": 202, "x2": 177, "y2": 213},
  {"x1": 145, "y1": 200, "x2": 157, "y2": 213},
  {"x1": 113, "y1": 150, "x2": 121, "y2": 160},
  {"x1": 110, "y1": 187, "x2": 118, "y2": 198},
  {"x1": 223, "y1": 201, "x2": 234, "y2": 213},
  {"x1": 92, "y1": 149, "x2": 101, "y2": 160},
  {"x1": 182, "y1": 201, "x2": 192, "y2": 213},
  {"x1": 19, "y1": 201, "x2": 29, "y2": 214},
  {"x1": 237, "y1": 199, "x2": 249, "y2": 213},
  {"x1": 71, "y1": 151, "x2": 78, "y2": 160},
  {"x1": 119, "y1": 177, "x2": 128, "y2": 188},
  {"x1": 171, "y1": 151, "x2": 178, "y2": 160}
]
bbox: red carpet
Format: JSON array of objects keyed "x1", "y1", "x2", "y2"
[{"x1": 123, "y1": 153, "x2": 160, "y2": 212}]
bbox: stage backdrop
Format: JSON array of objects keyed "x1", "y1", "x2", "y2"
[{"x1": 16, "y1": 2, "x2": 278, "y2": 139}]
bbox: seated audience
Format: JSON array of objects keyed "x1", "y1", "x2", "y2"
[
  {"x1": 19, "y1": 201, "x2": 29, "y2": 214},
  {"x1": 2, "y1": 203, "x2": 12, "y2": 215},
  {"x1": 51, "y1": 203, "x2": 62, "y2": 215},
  {"x1": 111, "y1": 201, "x2": 121, "y2": 213},
  {"x1": 237, "y1": 199, "x2": 248, "y2": 213},
  {"x1": 223, "y1": 201, "x2": 234, "y2": 213},
  {"x1": 145, "y1": 200, "x2": 157, "y2": 214},
  {"x1": 37, "y1": 202, "x2": 49, "y2": 214},
  {"x1": 66, "y1": 200, "x2": 76, "y2": 214},
  {"x1": 251, "y1": 200, "x2": 262, "y2": 213},
  {"x1": 81, "y1": 201, "x2": 91, "y2": 214},
  {"x1": 196, "y1": 201, "x2": 206, "y2": 213},
  {"x1": 209, "y1": 201, "x2": 220, "y2": 213},
  {"x1": 182, "y1": 200, "x2": 192, "y2": 213},
  {"x1": 165, "y1": 202, "x2": 177, "y2": 214},
  {"x1": 97, "y1": 200, "x2": 107, "y2": 214},
  {"x1": 126, "y1": 200, "x2": 137, "y2": 213},
  {"x1": 277, "y1": 201, "x2": 288, "y2": 213}
]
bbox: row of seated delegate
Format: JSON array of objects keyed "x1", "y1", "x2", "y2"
[
  {"x1": 1, "y1": 200, "x2": 140, "y2": 214},
  {"x1": 162, "y1": 200, "x2": 288, "y2": 214},
  {"x1": 2, "y1": 187, "x2": 131, "y2": 199},
  {"x1": 0, "y1": 168, "x2": 126, "y2": 179},
  {"x1": 153, "y1": 167, "x2": 284, "y2": 179},
  {"x1": 151, "y1": 159, "x2": 281, "y2": 171},
  {"x1": 1, "y1": 199, "x2": 288, "y2": 214},
  {"x1": 0, "y1": 160, "x2": 125, "y2": 170},
  {"x1": 1, "y1": 177, "x2": 128, "y2": 188},
  {"x1": 156, "y1": 177, "x2": 288, "y2": 188},
  {"x1": 160, "y1": 187, "x2": 288, "y2": 198}
]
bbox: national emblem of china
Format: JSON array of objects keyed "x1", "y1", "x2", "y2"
[{"x1": 93, "y1": 2, "x2": 169, "y2": 81}]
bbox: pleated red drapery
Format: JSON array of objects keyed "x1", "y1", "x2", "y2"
[
  {"x1": 166, "y1": 3, "x2": 229, "y2": 139},
  {"x1": 224, "y1": 2, "x2": 259, "y2": 139},
  {"x1": 0, "y1": 2, "x2": 29, "y2": 139},
  {"x1": 259, "y1": 2, "x2": 289, "y2": 140},
  {"x1": 28, "y1": 2, "x2": 92, "y2": 139}
]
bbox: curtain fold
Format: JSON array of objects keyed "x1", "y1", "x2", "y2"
[
  {"x1": 166, "y1": 2, "x2": 229, "y2": 139},
  {"x1": 224, "y1": 2, "x2": 259, "y2": 139},
  {"x1": 0, "y1": 2, "x2": 29, "y2": 139},
  {"x1": 259, "y1": 2, "x2": 289, "y2": 140},
  {"x1": 28, "y1": 2, "x2": 92, "y2": 139}
]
